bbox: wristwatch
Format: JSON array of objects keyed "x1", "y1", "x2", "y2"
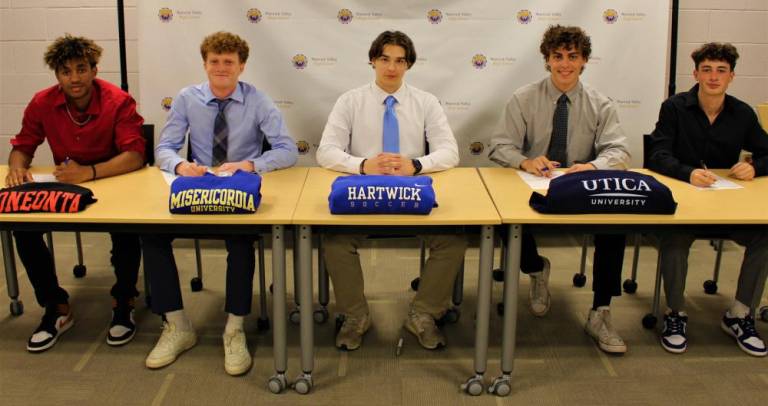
[{"x1": 412, "y1": 159, "x2": 422, "y2": 175}]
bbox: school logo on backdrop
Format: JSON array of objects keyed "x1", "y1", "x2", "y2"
[
  {"x1": 247, "y1": 8, "x2": 262, "y2": 23},
  {"x1": 158, "y1": 8, "x2": 173, "y2": 22},
  {"x1": 427, "y1": 9, "x2": 443, "y2": 24},
  {"x1": 517, "y1": 10, "x2": 533, "y2": 24},
  {"x1": 472, "y1": 54, "x2": 487, "y2": 69},
  {"x1": 338, "y1": 9, "x2": 353, "y2": 24},
  {"x1": 292, "y1": 54, "x2": 308, "y2": 69},
  {"x1": 603, "y1": 9, "x2": 619, "y2": 24},
  {"x1": 469, "y1": 142, "x2": 484, "y2": 155},
  {"x1": 160, "y1": 97, "x2": 173, "y2": 111},
  {"x1": 297, "y1": 141, "x2": 310, "y2": 155}
]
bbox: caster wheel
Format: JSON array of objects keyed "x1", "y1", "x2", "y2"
[
  {"x1": 439, "y1": 308, "x2": 460, "y2": 324},
  {"x1": 622, "y1": 279, "x2": 638, "y2": 294},
  {"x1": 257, "y1": 317, "x2": 270, "y2": 331},
  {"x1": 572, "y1": 273, "x2": 586, "y2": 287},
  {"x1": 461, "y1": 376, "x2": 484, "y2": 396},
  {"x1": 492, "y1": 269, "x2": 504, "y2": 282},
  {"x1": 488, "y1": 376, "x2": 512, "y2": 397},
  {"x1": 267, "y1": 374, "x2": 287, "y2": 394},
  {"x1": 73, "y1": 264, "x2": 87, "y2": 278},
  {"x1": 289, "y1": 309, "x2": 300, "y2": 325},
  {"x1": 293, "y1": 374, "x2": 312, "y2": 395},
  {"x1": 410, "y1": 277, "x2": 420, "y2": 291},
  {"x1": 703, "y1": 280, "x2": 718, "y2": 295},
  {"x1": 313, "y1": 308, "x2": 329, "y2": 324},
  {"x1": 10, "y1": 300, "x2": 24, "y2": 316},
  {"x1": 760, "y1": 306, "x2": 768, "y2": 322},
  {"x1": 642, "y1": 313, "x2": 657, "y2": 329},
  {"x1": 497, "y1": 302, "x2": 504, "y2": 316},
  {"x1": 190, "y1": 277, "x2": 203, "y2": 292}
]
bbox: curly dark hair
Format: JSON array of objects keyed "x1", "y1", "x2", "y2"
[
  {"x1": 691, "y1": 42, "x2": 739, "y2": 70},
  {"x1": 368, "y1": 31, "x2": 417, "y2": 68},
  {"x1": 539, "y1": 25, "x2": 591, "y2": 72},
  {"x1": 200, "y1": 31, "x2": 249, "y2": 63},
  {"x1": 43, "y1": 34, "x2": 102, "y2": 72}
]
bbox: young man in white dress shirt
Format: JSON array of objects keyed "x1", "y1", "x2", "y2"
[{"x1": 316, "y1": 31, "x2": 465, "y2": 351}]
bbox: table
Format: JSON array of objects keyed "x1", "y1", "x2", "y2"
[
  {"x1": 0, "y1": 165, "x2": 308, "y2": 393},
  {"x1": 290, "y1": 167, "x2": 501, "y2": 395},
  {"x1": 478, "y1": 167, "x2": 768, "y2": 396}
]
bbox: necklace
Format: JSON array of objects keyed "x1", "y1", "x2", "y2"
[{"x1": 65, "y1": 104, "x2": 92, "y2": 126}]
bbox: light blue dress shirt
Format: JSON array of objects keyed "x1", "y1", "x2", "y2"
[{"x1": 156, "y1": 81, "x2": 298, "y2": 174}]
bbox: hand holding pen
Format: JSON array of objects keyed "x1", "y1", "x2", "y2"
[
  {"x1": 521, "y1": 155, "x2": 560, "y2": 177},
  {"x1": 689, "y1": 160, "x2": 717, "y2": 187}
]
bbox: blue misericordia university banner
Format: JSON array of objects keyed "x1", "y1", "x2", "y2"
[{"x1": 138, "y1": 1, "x2": 670, "y2": 168}]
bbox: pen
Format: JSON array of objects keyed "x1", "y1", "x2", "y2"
[
  {"x1": 63, "y1": 156, "x2": 71, "y2": 165},
  {"x1": 700, "y1": 160, "x2": 708, "y2": 171}
]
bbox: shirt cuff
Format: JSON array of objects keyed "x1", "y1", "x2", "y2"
[
  {"x1": 350, "y1": 157, "x2": 366, "y2": 174},
  {"x1": 165, "y1": 156, "x2": 186, "y2": 175},
  {"x1": 251, "y1": 159, "x2": 267, "y2": 174},
  {"x1": 590, "y1": 157, "x2": 611, "y2": 170}
]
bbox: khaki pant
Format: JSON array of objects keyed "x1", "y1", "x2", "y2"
[{"x1": 322, "y1": 234, "x2": 467, "y2": 318}]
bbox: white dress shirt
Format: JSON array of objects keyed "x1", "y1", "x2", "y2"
[{"x1": 317, "y1": 82, "x2": 459, "y2": 174}]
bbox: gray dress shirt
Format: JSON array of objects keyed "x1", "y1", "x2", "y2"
[{"x1": 489, "y1": 77, "x2": 630, "y2": 170}]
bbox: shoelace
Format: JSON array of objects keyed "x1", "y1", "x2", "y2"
[
  {"x1": 738, "y1": 316, "x2": 758, "y2": 338},
  {"x1": 341, "y1": 316, "x2": 365, "y2": 334},
  {"x1": 225, "y1": 333, "x2": 246, "y2": 355},
  {"x1": 410, "y1": 312, "x2": 435, "y2": 332},
  {"x1": 665, "y1": 315, "x2": 685, "y2": 335}
]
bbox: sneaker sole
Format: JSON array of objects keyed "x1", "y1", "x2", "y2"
[
  {"x1": 597, "y1": 341, "x2": 627, "y2": 354},
  {"x1": 27, "y1": 318, "x2": 74, "y2": 353},
  {"x1": 720, "y1": 321, "x2": 768, "y2": 357},
  {"x1": 106, "y1": 329, "x2": 136, "y2": 347},
  {"x1": 225, "y1": 358, "x2": 253, "y2": 376},
  {"x1": 660, "y1": 339, "x2": 687, "y2": 354},
  {"x1": 145, "y1": 338, "x2": 197, "y2": 369},
  {"x1": 404, "y1": 322, "x2": 445, "y2": 350}
]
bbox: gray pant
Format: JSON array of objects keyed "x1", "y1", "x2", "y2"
[
  {"x1": 322, "y1": 234, "x2": 467, "y2": 318},
  {"x1": 659, "y1": 229, "x2": 768, "y2": 312}
]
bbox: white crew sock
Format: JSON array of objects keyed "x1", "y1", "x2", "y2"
[
  {"x1": 728, "y1": 300, "x2": 750, "y2": 319},
  {"x1": 225, "y1": 313, "x2": 245, "y2": 335},
  {"x1": 165, "y1": 310, "x2": 193, "y2": 331}
]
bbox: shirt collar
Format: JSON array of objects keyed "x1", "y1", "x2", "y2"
[
  {"x1": 203, "y1": 81, "x2": 244, "y2": 104},
  {"x1": 684, "y1": 83, "x2": 735, "y2": 113},
  {"x1": 372, "y1": 81, "x2": 408, "y2": 105},
  {"x1": 53, "y1": 78, "x2": 103, "y2": 116},
  {"x1": 545, "y1": 77, "x2": 582, "y2": 103}
]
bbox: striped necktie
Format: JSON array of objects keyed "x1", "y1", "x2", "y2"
[
  {"x1": 547, "y1": 93, "x2": 568, "y2": 165},
  {"x1": 382, "y1": 95, "x2": 400, "y2": 153},
  {"x1": 212, "y1": 98, "x2": 231, "y2": 166}
]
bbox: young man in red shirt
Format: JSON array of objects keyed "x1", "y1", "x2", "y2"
[{"x1": 6, "y1": 34, "x2": 146, "y2": 352}]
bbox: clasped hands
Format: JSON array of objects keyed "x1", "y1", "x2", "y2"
[
  {"x1": 520, "y1": 155, "x2": 595, "y2": 177},
  {"x1": 363, "y1": 153, "x2": 416, "y2": 176}
]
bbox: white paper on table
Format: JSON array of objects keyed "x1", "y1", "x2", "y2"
[
  {"x1": 161, "y1": 171, "x2": 177, "y2": 185},
  {"x1": 31, "y1": 174, "x2": 57, "y2": 182},
  {"x1": 694, "y1": 175, "x2": 743, "y2": 190},
  {"x1": 516, "y1": 170, "x2": 565, "y2": 190}
]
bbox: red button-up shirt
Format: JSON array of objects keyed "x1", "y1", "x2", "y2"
[{"x1": 11, "y1": 78, "x2": 145, "y2": 165}]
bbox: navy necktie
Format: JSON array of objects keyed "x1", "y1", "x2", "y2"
[
  {"x1": 382, "y1": 95, "x2": 400, "y2": 153},
  {"x1": 548, "y1": 94, "x2": 568, "y2": 165},
  {"x1": 212, "y1": 98, "x2": 231, "y2": 166}
]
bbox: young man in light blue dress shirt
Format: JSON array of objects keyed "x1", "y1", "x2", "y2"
[{"x1": 144, "y1": 31, "x2": 297, "y2": 375}]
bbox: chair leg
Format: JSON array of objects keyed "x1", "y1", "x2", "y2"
[
  {"x1": 190, "y1": 239, "x2": 203, "y2": 291},
  {"x1": 572, "y1": 235, "x2": 589, "y2": 287},
  {"x1": 623, "y1": 234, "x2": 640, "y2": 293},
  {"x1": 72, "y1": 232, "x2": 87, "y2": 277},
  {"x1": 315, "y1": 236, "x2": 329, "y2": 324},
  {"x1": 256, "y1": 236, "x2": 270, "y2": 331},
  {"x1": 642, "y1": 241, "x2": 663, "y2": 329},
  {"x1": 45, "y1": 232, "x2": 56, "y2": 272},
  {"x1": 704, "y1": 239, "x2": 724, "y2": 295}
]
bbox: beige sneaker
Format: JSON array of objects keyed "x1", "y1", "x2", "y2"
[
  {"x1": 336, "y1": 313, "x2": 371, "y2": 351},
  {"x1": 529, "y1": 257, "x2": 551, "y2": 317},
  {"x1": 223, "y1": 329, "x2": 252, "y2": 376},
  {"x1": 585, "y1": 306, "x2": 627, "y2": 354},
  {"x1": 145, "y1": 322, "x2": 197, "y2": 369},
  {"x1": 404, "y1": 309, "x2": 446, "y2": 350}
]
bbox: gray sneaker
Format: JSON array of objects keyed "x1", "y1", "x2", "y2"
[
  {"x1": 404, "y1": 309, "x2": 446, "y2": 350},
  {"x1": 529, "y1": 257, "x2": 551, "y2": 317},
  {"x1": 585, "y1": 306, "x2": 627, "y2": 354},
  {"x1": 336, "y1": 313, "x2": 371, "y2": 351}
]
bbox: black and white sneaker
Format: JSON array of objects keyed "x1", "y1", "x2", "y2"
[
  {"x1": 660, "y1": 312, "x2": 688, "y2": 354},
  {"x1": 107, "y1": 299, "x2": 136, "y2": 346},
  {"x1": 721, "y1": 312, "x2": 767, "y2": 357},
  {"x1": 27, "y1": 304, "x2": 74, "y2": 353}
]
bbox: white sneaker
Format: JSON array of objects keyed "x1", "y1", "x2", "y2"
[
  {"x1": 585, "y1": 306, "x2": 627, "y2": 354},
  {"x1": 528, "y1": 257, "x2": 551, "y2": 317},
  {"x1": 223, "y1": 329, "x2": 252, "y2": 376},
  {"x1": 145, "y1": 322, "x2": 197, "y2": 369}
]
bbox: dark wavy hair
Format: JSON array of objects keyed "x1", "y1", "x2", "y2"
[
  {"x1": 539, "y1": 25, "x2": 591, "y2": 72},
  {"x1": 44, "y1": 34, "x2": 102, "y2": 72},
  {"x1": 368, "y1": 31, "x2": 417, "y2": 68},
  {"x1": 200, "y1": 31, "x2": 250, "y2": 63},
  {"x1": 691, "y1": 42, "x2": 739, "y2": 70}
]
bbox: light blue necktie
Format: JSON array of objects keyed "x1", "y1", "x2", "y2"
[{"x1": 382, "y1": 95, "x2": 400, "y2": 153}]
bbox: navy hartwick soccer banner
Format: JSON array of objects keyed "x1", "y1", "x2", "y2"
[
  {"x1": 169, "y1": 170, "x2": 262, "y2": 214},
  {"x1": 529, "y1": 170, "x2": 677, "y2": 214},
  {"x1": 329, "y1": 175, "x2": 437, "y2": 215}
]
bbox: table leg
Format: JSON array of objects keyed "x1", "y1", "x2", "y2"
[
  {"x1": 267, "y1": 225, "x2": 288, "y2": 394},
  {"x1": 293, "y1": 225, "x2": 314, "y2": 395},
  {"x1": 1, "y1": 230, "x2": 23, "y2": 316},
  {"x1": 462, "y1": 225, "x2": 494, "y2": 396}
]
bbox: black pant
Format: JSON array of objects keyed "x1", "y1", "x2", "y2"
[
  {"x1": 142, "y1": 234, "x2": 256, "y2": 316},
  {"x1": 14, "y1": 231, "x2": 141, "y2": 307},
  {"x1": 521, "y1": 232, "x2": 625, "y2": 298}
]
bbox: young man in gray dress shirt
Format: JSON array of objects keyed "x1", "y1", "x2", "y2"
[{"x1": 489, "y1": 25, "x2": 631, "y2": 354}]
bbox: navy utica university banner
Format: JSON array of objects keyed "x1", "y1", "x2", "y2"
[{"x1": 139, "y1": 1, "x2": 669, "y2": 168}]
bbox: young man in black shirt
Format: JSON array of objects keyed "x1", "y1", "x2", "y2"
[{"x1": 648, "y1": 42, "x2": 768, "y2": 357}]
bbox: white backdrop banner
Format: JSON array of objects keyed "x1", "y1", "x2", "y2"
[{"x1": 138, "y1": 1, "x2": 670, "y2": 168}]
